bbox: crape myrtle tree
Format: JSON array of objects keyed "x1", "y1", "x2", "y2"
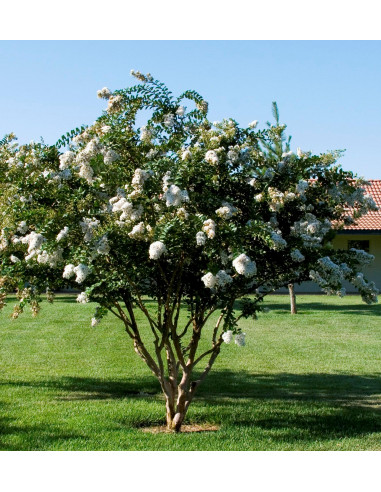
[{"x1": 0, "y1": 72, "x2": 379, "y2": 432}]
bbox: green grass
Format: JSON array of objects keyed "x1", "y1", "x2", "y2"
[{"x1": 1, "y1": 294, "x2": 381, "y2": 450}]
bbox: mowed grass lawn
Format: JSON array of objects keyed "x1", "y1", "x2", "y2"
[{"x1": 1, "y1": 294, "x2": 381, "y2": 450}]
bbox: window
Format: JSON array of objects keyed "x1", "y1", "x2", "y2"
[{"x1": 348, "y1": 240, "x2": 370, "y2": 252}]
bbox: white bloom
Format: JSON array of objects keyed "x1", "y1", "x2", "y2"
[
  {"x1": 202, "y1": 219, "x2": 216, "y2": 239},
  {"x1": 56, "y1": 226, "x2": 69, "y2": 242},
  {"x1": 216, "y1": 202, "x2": 237, "y2": 219},
  {"x1": 248, "y1": 120, "x2": 258, "y2": 129},
  {"x1": 215, "y1": 270, "x2": 233, "y2": 288},
  {"x1": 290, "y1": 249, "x2": 305, "y2": 262},
  {"x1": 270, "y1": 231, "x2": 287, "y2": 250},
  {"x1": 149, "y1": 241, "x2": 167, "y2": 260},
  {"x1": 163, "y1": 184, "x2": 189, "y2": 207},
  {"x1": 101, "y1": 125, "x2": 111, "y2": 134},
  {"x1": 78, "y1": 163, "x2": 94, "y2": 184},
  {"x1": 177, "y1": 208, "x2": 189, "y2": 220},
  {"x1": 97, "y1": 87, "x2": 112, "y2": 99},
  {"x1": 196, "y1": 231, "x2": 206, "y2": 246},
  {"x1": 107, "y1": 94, "x2": 123, "y2": 114},
  {"x1": 59, "y1": 151, "x2": 75, "y2": 170},
  {"x1": 132, "y1": 168, "x2": 150, "y2": 189},
  {"x1": 17, "y1": 221, "x2": 28, "y2": 234},
  {"x1": 74, "y1": 264, "x2": 90, "y2": 284},
  {"x1": 235, "y1": 333, "x2": 246, "y2": 347},
  {"x1": 205, "y1": 150, "x2": 218, "y2": 165},
  {"x1": 60, "y1": 168, "x2": 72, "y2": 180},
  {"x1": 233, "y1": 254, "x2": 257, "y2": 277},
  {"x1": 181, "y1": 149, "x2": 192, "y2": 161},
  {"x1": 63, "y1": 264, "x2": 76, "y2": 279},
  {"x1": 140, "y1": 126, "x2": 153, "y2": 142},
  {"x1": 10, "y1": 255, "x2": 20, "y2": 263},
  {"x1": 164, "y1": 114, "x2": 175, "y2": 128},
  {"x1": 96, "y1": 235, "x2": 110, "y2": 255},
  {"x1": 176, "y1": 106, "x2": 185, "y2": 116},
  {"x1": 296, "y1": 179, "x2": 308, "y2": 194},
  {"x1": 129, "y1": 222, "x2": 146, "y2": 240},
  {"x1": 249, "y1": 178, "x2": 257, "y2": 187},
  {"x1": 25, "y1": 231, "x2": 45, "y2": 253},
  {"x1": 37, "y1": 249, "x2": 63, "y2": 268},
  {"x1": 222, "y1": 330, "x2": 233, "y2": 344},
  {"x1": 76, "y1": 292, "x2": 89, "y2": 304},
  {"x1": 103, "y1": 149, "x2": 120, "y2": 165},
  {"x1": 201, "y1": 272, "x2": 217, "y2": 289},
  {"x1": 80, "y1": 218, "x2": 99, "y2": 242}
]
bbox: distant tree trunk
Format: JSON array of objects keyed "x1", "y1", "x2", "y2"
[{"x1": 288, "y1": 283, "x2": 297, "y2": 315}]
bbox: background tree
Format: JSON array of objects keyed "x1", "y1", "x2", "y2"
[{"x1": 0, "y1": 72, "x2": 378, "y2": 432}]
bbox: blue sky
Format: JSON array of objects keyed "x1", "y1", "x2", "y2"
[{"x1": 1, "y1": 40, "x2": 380, "y2": 178}]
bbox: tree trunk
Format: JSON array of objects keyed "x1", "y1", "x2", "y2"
[
  {"x1": 165, "y1": 383, "x2": 189, "y2": 432},
  {"x1": 288, "y1": 283, "x2": 297, "y2": 314}
]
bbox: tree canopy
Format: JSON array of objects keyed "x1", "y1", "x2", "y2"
[{"x1": 0, "y1": 71, "x2": 378, "y2": 431}]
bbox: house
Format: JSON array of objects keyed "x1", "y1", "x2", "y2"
[{"x1": 294, "y1": 179, "x2": 381, "y2": 293}]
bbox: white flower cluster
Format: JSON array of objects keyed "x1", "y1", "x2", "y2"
[
  {"x1": 222, "y1": 330, "x2": 233, "y2": 343},
  {"x1": 164, "y1": 114, "x2": 175, "y2": 128},
  {"x1": 107, "y1": 94, "x2": 123, "y2": 114},
  {"x1": 205, "y1": 150, "x2": 218, "y2": 165},
  {"x1": 232, "y1": 254, "x2": 257, "y2": 277},
  {"x1": 176, "y1": 106, "x2": 185, "y2": 116},
  {"x1": 95, "y1": 235, "x2": 110, "y2": 255},
  {"x1": 0, "y1": 231, "x2": 8, "y2": 252},
  {"x1": 128, "y1": 222, "x2": 152, "y2": 240},
  {"x1": 59, "y1": 151, "x2": 76, "y2": 170},
  {"x1": 131, "y1": 168, "x2": 151, "y2": 191},
  {"x1": 196, "y1": 231, "x2": 206, "y2": 246},
  {"x1": 291, "y1": 214, "x2": 331, "y2": 247},
  {"x1": 349, "y1": 248, "x2": 375, "y2": 266},
  {"x1": 110, "y1": 195, "x2": 143, "y2": 224},
  {"x1": 234, "y1": 333, "x2": 246, "y2": 347},
  {"x1": 37, "y1": 248, "x2": 63, "y2": 268},
  {"x1": 296, "y1": 180, "x2": 309, "y2": 195},
  {"x1": 201, "y1": 270, "x2": 233, "y2": 289},
  {"x1": 97, "y1": 87, "x2": 112, "y2": 99},
  {"x1": 267, "y1": 187, "x2": 296, "y2": 212},
  {"x1": 17, "y1": 221, "x2": 28, "y2": 234},
  {"x1": 216, "y1": 201, "x2": 237, "y2": 219},
  {"x1": 181, "y1": 149, "x2": 192, "y2": 161},
  {"x1": 103, "y1": 149, "x2": 120, "y2": 165},
  {"x1": 202, "y1": 219, "x2": 216, "y2": 239},
  {"x1": 16, "y1": 231, "x2": 46, "y2": 261},
  {"x1": 351, "y1": 273, "x2": 379, "y2": 304},
  {"x1": 77, "y1": 292, "x2": 89, "y2": 304},
  {"x1": 140, "y1": 126, "x2": 153, "y2": 142},
  {"x1": 80, "y1": 218, "x2": 100, "y2": 242},
  {"x1": 63, "y1": 263, "x2": 91, "y2": 284},
  {"x1": 290, "y1": 249, "x2": 305, "y2": 262},
  {"x1": 56, "y1": 227, "x2": 69, "y2": 242},
  {"x1": 222, "y1": 330, "x2": 246, "y2": 346},
  {"x1": 149, "y1": 241, "x2": 166, "y2": 260},
  {"x1": 270, "y1": 231, "x2": 287, "y2": 250},
  {"x1": 163, "y1": 184, "x2": 189, "y2": 208}
]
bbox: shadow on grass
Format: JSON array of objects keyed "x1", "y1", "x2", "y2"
[
  {"x1": 2, "y1": 371, "x2": 381, "y2": 448},
  {"x1": 0, "y1": 401, "x2": 87, "y2": 451},
  {"x1": 38, "y1": 295, "x2": 381, "y2": 316}
]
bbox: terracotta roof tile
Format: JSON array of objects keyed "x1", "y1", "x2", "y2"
[{"x1": 344, "y1": 180, "x2": 381, "y2": 231}]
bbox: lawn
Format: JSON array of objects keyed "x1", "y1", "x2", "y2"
[{"x1": 1, "y1": 294, "x2": 381, "y2": 451}]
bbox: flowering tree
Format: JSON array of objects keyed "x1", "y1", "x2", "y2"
[{"x1": 0, "y1": 71, "x2": 379, "y2": 432}]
